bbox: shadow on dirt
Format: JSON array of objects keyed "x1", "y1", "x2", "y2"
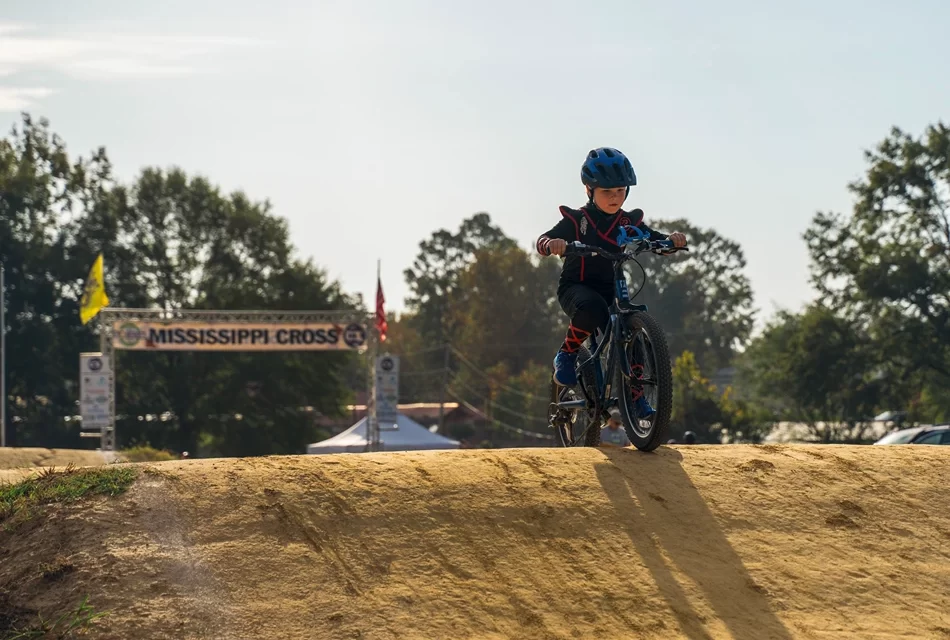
[{"x1": 594, "y1": 446, "x2": 793, "y2": 640}]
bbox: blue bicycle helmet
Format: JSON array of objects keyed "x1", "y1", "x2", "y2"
[{"x1": 581, "y1": 147, "x2": 637, "y2": 189}]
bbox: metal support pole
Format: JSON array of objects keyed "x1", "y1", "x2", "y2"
[
  {"x1": 366, "y1": 348, "x2": 375, "y2": 453},
  {"x1": 1, "y1": 264, "x2": 6, "y2": 448},
  {"x1": 438, "y1": 343, "x2": 449, "y2": 434},
  {"x1": 369, "y1": 333, "x2": 380, "y2": 452},
  {"x1": 100, "y1": 310, "x2": 115, "y2": 452}
]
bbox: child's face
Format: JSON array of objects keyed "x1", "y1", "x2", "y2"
[{"x1": 591, "y1": 187, "x2": 627, "y2": 214}]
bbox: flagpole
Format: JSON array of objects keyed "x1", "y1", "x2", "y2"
[{"x1": 370, "y1": 259, "x2": 381, "y2": 452}]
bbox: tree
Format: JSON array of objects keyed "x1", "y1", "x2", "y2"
[
  {"x1": 717, "y1": 386, "x2": 773, "y2": 444},
  {"x1": 737, "y1": 305, "x2": 885, "y2": 442},
  {"x1": 487, "y1": 362, "x2": 552, "y2": 444},
  {"x1": 403, "y1": 213, "x2": 517, "y2": 345},
  {"x1": 441, "y1": 244, "x2": 566, "y2": 445},
  {"x1": 911, "y1": 378, "x2": 950, "y2": 423},
  {"x1": 0, "y1": 114, "x2": 110, "y2": 447},
  {"x1": 381, "y1": 311, "x2": 446, "y2": 404},
  {"x1": 102, "y1": 168, "x2": 362, "y2": 455},
  {"x1": 805, "y1": 123, "x2": 950, "y2": 389},
  {"x1": 669, "y1": 351, "x2": 722, "y2": 443},
  {"x1": 624, "y1": 218, "x2": 755, "y2": 371},
  {"x1": 449, "y1": 245, "x2": 562, "y2": 374},
  {"x1": 1, "y1": 113, "x2": 360, "y2": 454}
]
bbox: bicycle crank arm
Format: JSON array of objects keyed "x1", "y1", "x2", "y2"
[{"x1": 556, "y1": 399, "x2": 587, "y2": 410}]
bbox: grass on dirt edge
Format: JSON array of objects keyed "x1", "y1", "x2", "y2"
[
  {"x1": 0, "y1": 466, "x2": 134, "y2": 638},
  {"x1": 0, "y1": 463, "x2": 138, "y2": 530},
  {"x1": 1, "y1": 595, "x2": 107, "y2": 640}
]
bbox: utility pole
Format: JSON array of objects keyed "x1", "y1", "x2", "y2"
[{"x1": 437, "y1": 343, "x2": 449, "y2": 433}]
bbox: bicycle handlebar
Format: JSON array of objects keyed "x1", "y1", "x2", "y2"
[{"x1": 563, "y1": 238, "x2": 688, "y2": 260}]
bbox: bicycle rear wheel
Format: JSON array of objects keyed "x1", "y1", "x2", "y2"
[
  {"x1": 614, "y1": 311, "x2": 672, "y2": 451},
  {"x1": 549, "y1": 345, "x2": 600, "y2": 447}
]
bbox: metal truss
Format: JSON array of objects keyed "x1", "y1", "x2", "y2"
[{"x1": 92, "y1": 307, "x2": 379, "y2": 452}]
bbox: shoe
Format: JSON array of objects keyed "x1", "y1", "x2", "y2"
[
  {"x1": 633, "y1": 394, "x2": 656, "y2": 420},
  {"x1": 553, "y1": 351, "x2": 578, "y2": 386}
]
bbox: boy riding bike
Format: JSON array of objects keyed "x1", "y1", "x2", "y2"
[{"x1": 537, "y1": 147, "x2": 687, "y2": 419}]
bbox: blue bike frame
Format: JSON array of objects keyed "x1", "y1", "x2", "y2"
[{"x1": 555, "y1": 226, "x2": 653, "y2": 417}]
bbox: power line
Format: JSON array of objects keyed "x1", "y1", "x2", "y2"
[
  {"x1": 448, "y1": 378, "x2": 545, "y2": 424},
  {"x1": 381, "y1": 344, "x2": 451, "y2": 359},
  {"x1": 398, "y1": 367, "x2": 449, "y2": 378},
  {"x1": 447, "y1": 390, "x2": 554, "y2": 440},
  {"x1": 450, "y1": 346, "x2": 545, "y2": 400}
]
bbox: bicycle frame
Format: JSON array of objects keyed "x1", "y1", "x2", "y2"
[
  {"x1": 555, "y1": 256, "x2": 648, "y2": 445},
  {"x1": 550, "y1": 229, "x2": 687, "y2": 447}
]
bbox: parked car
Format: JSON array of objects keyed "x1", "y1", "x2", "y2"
[{"x1": 873, "y1": 424, "x2": 950, "y2": 445}]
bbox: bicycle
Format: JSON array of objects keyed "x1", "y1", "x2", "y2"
[{"x1": 547, "y1": 226, "x2": 687, "y2": 451}]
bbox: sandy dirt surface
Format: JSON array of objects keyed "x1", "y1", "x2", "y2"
[
  {"x1": 0, "y1": 447, "x2": 109, "y2": 483},
  {"x1": 2, "y1": 444, "x2": 950, "y2": 639}
]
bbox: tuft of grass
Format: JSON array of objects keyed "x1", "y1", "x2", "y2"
[
  {"x1": 0, "y1": 464, "x2": 137, "y2": 529},
  {"x1": 140, "y1": 466, "x2": 181, "y2": 481},
  {"x1": 117, "y1": 446, "x2": 176, "y2": 463},
  {"x1": 2, "y1": 595, "x2": 108, "y2": 639}
]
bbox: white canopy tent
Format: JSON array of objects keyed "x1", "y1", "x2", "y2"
[{"x1": 306, "y1": 413, "x2": 460, "y2": 454}]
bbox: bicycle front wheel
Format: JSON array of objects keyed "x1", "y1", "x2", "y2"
[{"x1": 614, "y1": 311, "x2": 673, "y2": 451}]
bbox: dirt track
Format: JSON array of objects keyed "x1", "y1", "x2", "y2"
[
  {"x1": 0, "y1": 447, "x2": 108, "y2": 483},
  {"x1": 2, "y1": 444, "x2": 950, "y2": 639}
]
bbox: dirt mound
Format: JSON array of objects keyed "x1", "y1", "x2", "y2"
[
  {"x1": 0, "y1": 447, "x2": 108, "y2": 483},
  {"x1": 2, "y1": 445, "x2": 950, "y2": 639}
]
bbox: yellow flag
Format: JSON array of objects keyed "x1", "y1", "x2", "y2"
[{"x1": 79, "y1": 253, "x2": 110, "y2": 325}]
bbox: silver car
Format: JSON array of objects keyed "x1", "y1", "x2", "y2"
[{"x1": 873, "y1": 425, "x2": 950, "y2": 445}]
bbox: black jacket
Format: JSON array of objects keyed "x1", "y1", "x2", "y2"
[{"x1": 537, "y1": 204, "x2": 668, "y2": 297}]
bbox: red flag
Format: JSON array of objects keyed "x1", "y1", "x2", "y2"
[{"x1": 375, "y1": 276, "x2": 387, "y2": 341}]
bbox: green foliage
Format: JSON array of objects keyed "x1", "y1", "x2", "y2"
[
  {"x1": 1, "y1": 465, "x2": 137, "y2": 528},
  {"x1": 393, "y1": 211, "x2": 759, "y2": 445},
  {"x1": 484, "y1": 361, "x2": 550, "y2": 437},
  {"x1": 0, "y1": 114, "x2": 104, "y2": 448},
  {"x1": 2, "y1": 595, "x2": 108, "y2": 639},
  {"x1": 737, "y1": 305, "x2": 885, "y2": 442},
  {"x1": 716, "y1": 386, "x2": 773, "y2": 444},
  {"x1": 1, "y1": 114, "x2": 360, "y2": 454},
  {"x1": 912, "y1": 381, "x2": 950, "y2": 423},
  {"x1": 118, "y1": 446, "x2": 176, "y2": 462},
  {"x1": 626, "y1": 219, "x2": 756, "y2": 372},
  {"x1": 13, "y1": 113, "x2": 948, "y2": 450},
  {"x1": 667, "y1": 350, "x2": 772, "y2": 444},
  {"x1": 403, "y1": 212, "x2": 517, "y2": 343},
  {"x1": 669, "y1": 351, "x2": 722, "y2": 443},
  {"x1": 450, "y1": 246, "x2": 562, "y2": 374},
  {"x1": 381, "y1": 313, "x2": 435, "y2": 403},
  {"x1": 805, "y1": 123, "x2": 950, "y2": 385},
  {"x1": 730, "y1": 122, "x2": 950, "y2": 440}
]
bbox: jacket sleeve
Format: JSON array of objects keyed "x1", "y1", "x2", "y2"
[{"x1": 536, "y1": 216, "x2": 576, "y2": 256}]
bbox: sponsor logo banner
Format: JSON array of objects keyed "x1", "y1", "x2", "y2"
[{"x1": 112, "y1": 321, "x2": 367, "y2": 351}]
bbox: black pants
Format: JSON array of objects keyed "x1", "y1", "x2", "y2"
[{"x1": 557, "y1": 283, "x2": 613, "y2": 351}]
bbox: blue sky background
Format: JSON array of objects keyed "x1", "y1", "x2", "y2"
[{"x1": 2, "y1": 0, "x2": 948, "y2": 327}]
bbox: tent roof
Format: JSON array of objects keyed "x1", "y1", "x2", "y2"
[{"x1": 306, "y1": 413, "x2": 460, "y2": 454}]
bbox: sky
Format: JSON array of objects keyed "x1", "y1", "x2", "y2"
[{"x1": 2, "y1": 0, "x2": 948, "y2": 328}]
